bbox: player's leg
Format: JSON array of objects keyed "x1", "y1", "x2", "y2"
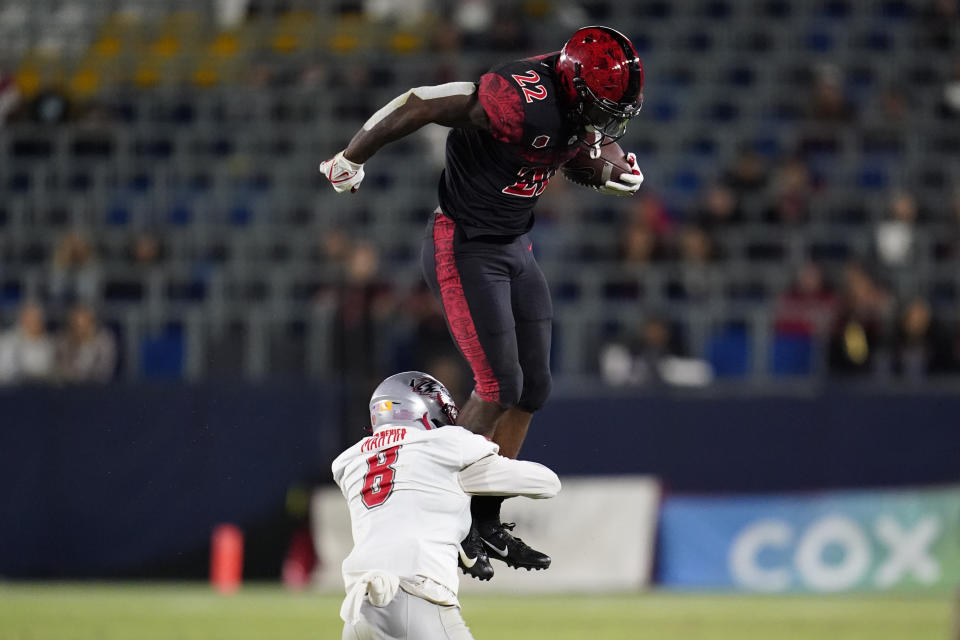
[
  {"x1": 473, "y1": 238, "x2": 554, "y2": 571},
  {"x1": 437, "y1": 604, "x2": 476, "y2": 640},
  {"x1": 421, "y1": 210, "x2": 524, "y2": 580},
  {"x1": 455, "y1": 392, "x2": 504, "y2": 440},
  {"x1": 405, "y1": 597, "x2": 475, "y2": 640},
  {"x1": 341, "y1": 590, "x2": 407, "y2": 640},
  {"x1": 482, "y1": 233, "x2": 553, "y2": 461},
  {"x1": 421, "y1": 210, "x2": 524, "y2": 429}
]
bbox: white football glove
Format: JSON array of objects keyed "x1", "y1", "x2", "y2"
[
  {"x1": 597, "y1": 152, "x2": 644, "y2": 196},
  {"x1": 319, "y1": 151, "x2": 365, "y2": 194}
]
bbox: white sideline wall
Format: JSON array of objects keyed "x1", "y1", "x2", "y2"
[{"x1": 311, "y1": 475, "x2": 661, "y2": 593}]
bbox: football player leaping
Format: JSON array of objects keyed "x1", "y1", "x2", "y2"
[
  {"x1": 321, "y1": 26, "x2": 644, "y2": 580},
  {"x1": 333, "y1": 371, "x2": 560, "y2": 640}
]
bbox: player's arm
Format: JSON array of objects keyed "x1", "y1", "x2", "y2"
[
  {"x1": 319, "y1": 82, "x2": 489, "y2": 194},
  {"x1": 457, "y1": 454, "x2": 561, "y2": 499}
]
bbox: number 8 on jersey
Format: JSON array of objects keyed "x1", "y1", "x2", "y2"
[{"x1": 361, "y1": 445, "x2": 400, "y2": 508}]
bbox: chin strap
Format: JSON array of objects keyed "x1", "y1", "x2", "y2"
[{"x1": 587, "y1": 129, "x2": 602, "y2": 159}]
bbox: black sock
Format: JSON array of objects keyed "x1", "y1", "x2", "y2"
[{"x1": 471, "y1": 495, "x2": 505, "y2": 524}]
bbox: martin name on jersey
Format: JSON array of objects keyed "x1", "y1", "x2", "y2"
[{"x1": 332, "y1": 424, "x2": 560, "y2": 607}]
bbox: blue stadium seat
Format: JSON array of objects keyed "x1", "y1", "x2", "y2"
[
  {"x1": 129, "y1": 173, "x2": 152, "y2": 193},
  {"x1": 671, "y1": 170, "x2": 702, "y2": 194},
  {"x1": 706, "y1": 326, "x2": 750, "y2": 377},
  {"x1": 140, "y1": 328, "x2": 185, "y2": 379},
  {"x1": 69, "y1": 171, "x2": 92, "y2": 192},
  {"x1": 1, "y1": 280, "x2": 22, "y2": 305},
  {"x1": 9, "y1": 172, "x2": 30, "y2": 193},
  {"x1": 804, "y1": 28, "x2": 835, "y2": 52},
  {"x1": 168, "y1": 203, "x2": 193, "y2": 226},
  {"x1": 819, "y1": 0, "x2": 851, "y2": 19},
  {"x1": 228, "y1": 204, "x2": 253, "y2": 226},
  {"x1": 651, "y1": 101, "x2": 678, "y2": 122},
  {"x1": 857, "y1": 164, "x2": 889, "y2": 190},
  {"x1": 106, "y1": 204, "x2": 131, "y2": 226},
  {"x1": 877, "y1": 0, "x2": 912, "y2": 19},
  {"x1": 770, "y1": 333, "x2": 814, "y2": 375}
]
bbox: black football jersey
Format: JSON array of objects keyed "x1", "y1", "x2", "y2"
[{"x1": 438, "y1": 54, "x2": 581, "y2": 238}]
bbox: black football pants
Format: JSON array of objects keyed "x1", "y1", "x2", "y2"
[{"x1": 421, "y1": 209, "x2": 552, "y2": 412}]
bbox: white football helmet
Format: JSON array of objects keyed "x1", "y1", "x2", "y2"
[{"x1": 369, "y1": 371, "x2": 459, "y2": 432}]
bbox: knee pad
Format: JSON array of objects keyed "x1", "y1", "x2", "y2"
[
  {"x1": 497, "y1": 369, "x2": 524, "y2": 410},
  {"x1": 517, "y1": 369, "x2": 551, "y2": 413}
]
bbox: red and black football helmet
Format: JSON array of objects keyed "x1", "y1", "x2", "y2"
[{"x1": 557, "y1": 26, "x2": 644, "y2": 143}]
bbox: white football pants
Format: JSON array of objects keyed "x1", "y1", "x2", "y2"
[{"x1": 341, "y1": 590, "x2": 474, "y2": 640}]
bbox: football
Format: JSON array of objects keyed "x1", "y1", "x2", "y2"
[{"x1": 561, "y1": 141, "x2": 633, "y2": 188}]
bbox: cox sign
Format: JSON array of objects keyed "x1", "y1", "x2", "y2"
[
  {"x1": 657, "y1": 487, "x2": 960, "y2": 593},
  {"x1": 729, "y1": 514, "x2": 940, "y2": 592}
]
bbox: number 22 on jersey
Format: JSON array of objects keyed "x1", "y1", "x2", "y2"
[
  {"x1": 361, "y1": 445, "x2": 400, "y2": 508},
  {"x1": 511, "y1": 70, "x2": 547, "y2": 103}
]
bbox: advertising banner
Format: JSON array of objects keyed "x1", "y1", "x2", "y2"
[
  {"x1": 658, "y1": 486, "x2": 960, "y2": 593},
  {"x1": 313, "y1": 475, "x2": 660, "y2": 593}
]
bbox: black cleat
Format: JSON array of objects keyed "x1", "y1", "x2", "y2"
[
  {"x1": 458, "y1": 524, "x2": 494, "y2": 581},
  {"x1": 477, "y1": 521, "x2": 551, "y2": 571}
]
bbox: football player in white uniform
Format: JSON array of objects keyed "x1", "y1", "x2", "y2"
[{"x1": 332, "y1": 371, "x2": 561, "y2": 640}]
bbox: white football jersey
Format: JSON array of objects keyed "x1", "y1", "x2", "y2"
[{"x1": 332, "y1": 425, "x2": 498, "y2": 598}]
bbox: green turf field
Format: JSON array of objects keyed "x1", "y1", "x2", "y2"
[{"x1": 0, "y1": 583, "x2": 951, "y2": 640}]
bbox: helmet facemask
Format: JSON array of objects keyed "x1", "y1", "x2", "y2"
[{"x1": 573, "y1": 74, "x2": 643, "y2": 143}]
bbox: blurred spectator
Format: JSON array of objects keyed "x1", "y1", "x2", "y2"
[
  {"x1": 327, "y1": 240, "x2": 395, "y2": 445},
  {"x1": 364, "y1": 0, "x2": 434, "y2": 27},
  {"x1": 49, "y1": 231, "x2": 100, "y2": 305},
  {"x1": 488, "y1": 6, "x2": 530, "y2": 51},
  {"x1": 600, "y1": 316, "x2": 711, "y2": 387},
  {"x1": 829, "y1": 263, "x2": 894, "y2": 375},
  {"x1": 454, "y1": 0, "x2": 494, "y2": 49},
  {"x1": 892, "y1": 297, "x2": 951, "y2": 379},
  {"x1": 613, "y1": 192, "x2": 671, "y2": 264},
  {"x1": 918, "y1": 0, "x2": 958, "y2": 51},
  {"x1": 874, "y1": 190, "x2": 919, "y2": 268},
  {"x1": 298, "y1": 62, "x2": 328, "y2": 88},
  {"x1": 723, "y1": 146, "x2": 769, "y2": 196},
  {"x1": 878, "y1": 85, "x2": 910, "y2": 124},
  {"x1": 399, "y1": 283, "x2": 470, "y2": 404},
  {"x1": 666, "y1": 225, "x2": 717, "y2": 302},
  {"x1": 774, "y1": 262, "x2": 837, "y2": 337},
  {"x1": 55, "y1": 304, "x2": 117, "y2": 383},
  {"x1": 696, "y1": 182, "x2": 744, "y2": 231},
  {"x1": 311, "y1": 227, "x2": 353, "y2": 276},
  {"x1": 860, "y1": 85, "x2": 910, "y2": 156},
  {"x1": 0, "y1": 301, "x2": 55, "y2": 385},
  {"x1": 937, "y1": 58, "x2": 960, "y2": 120},
  {"x1": 626, "y1": 191, "x2": 672, "y2": 235},
  {"x1": 808, "y1": 64, "x2": 855, "y2": 123},
  {"x1": 620, "y1": 223, "x2": 665, "y2": 265},
  {"x1": 0, "y1": 69, "x2": 20, "y2": 127},
  {"x1": 431, "y1": 18, "x2": 463, "y2": 54},
  {"x1": 128, "y1": 231, "x2": 166, "y2": 267},
  {"x1": 764, "y1": 157, "x2": 813, "y2": 225},
  {"x1": 936, "y1": 186, "x2": 960, "y2": 261},
  {"x1": 332, "y1": 64, "x2": 375, "y2": 121},
  {"x1": 677, "y1": 225, "x2": 715, "y2": 265},
  {"x1": 28, "y1": 89, "x2": 70, "y2": 124},
  {"x1": 947, "y1": 310, "x2": 960, "y2": 373}
]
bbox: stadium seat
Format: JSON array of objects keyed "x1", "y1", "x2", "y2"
[
  {"x1": 0, "y1": 2, "x2": 955, "y2": 385},
  {"x1": 770, "y1": 333, "x2": 814, "y2": 375},
  {"x1": 140, "y1": 328, "x2": 185, "y2": 379},
  {"x1": 706, "y1": 325, "x2": 750, "y2": 377}
]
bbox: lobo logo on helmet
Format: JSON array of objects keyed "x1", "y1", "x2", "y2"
[{"x1": 410, "y1": 376, "x2": 459, "y2": 424}]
